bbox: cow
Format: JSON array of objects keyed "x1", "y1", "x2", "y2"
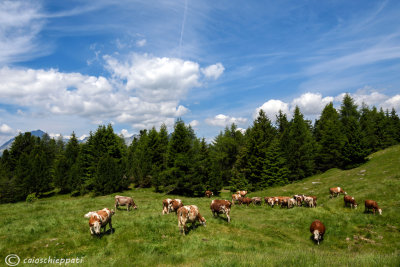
[
  {"x1": 168, "y1": 199, "x2": 183, "y2": 214},
  {"x1": 232, "y1": 193, "x2": 241, "y2": 205},
  {"x1": 266, "y1": 197, "x2": 276, "y2": 207},
  {"x1": 205, "y1": 190, "x2": 213, "y2": 198},
  {"x1": 210, "y1": 199, "x2": 232, "y2": 223},
  {"x1": 162, "y1": 199, "x2": 172, "y2": 215},
  {"x1": 84, "y1": 208, "x2": 115, "y2": 236},
  {"x1": 287, "y1": 198, "x2": 297, "y2": 209},
  {"x1": 344, "y1": 195, "x2": 358, "y2": 209},
  {"x1": 293, "y1": 195, "x2": 304, "y2": 206},
  {"x1": 177, "y1": 205, "x2": 206, "y2": 235},
  {"x1": 310, "y1": 220, "x2": 325, "y2": 245},
  {"x1": 236, "y1": 190, "x2": 248, "y2": 197},
  {"x1": 115, "y1": 195, "x2": 137, "y2": 211},
  {"x1": 275, "y1": 196, "x2": 291, "y2": 206},
  {"x1": 329, "y1": 187, "x2": 347, "y2": 198},
  {"x1": 304, "y1": 196, "x2": 315, "y2": 208},
  {"x1": 251, "y1": 197, "x2": 262, "y2": 205},
  {"x1": 365, "y1": 200, "x2": 382, "y2": 215},
  {"x1": 240, "y1": 197, "x2": 252, "y2": 206}
]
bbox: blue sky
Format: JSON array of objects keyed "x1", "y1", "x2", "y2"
[{"x1": 1, "y1": 0, "x2": 400, "y2": 144}]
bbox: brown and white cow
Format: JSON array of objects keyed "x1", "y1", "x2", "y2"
[
  {"x1": 251, "y1": 197, "x2": 262, "y2": 205},
  {"x1": 304, "y1": 196, "x2": 315, "y2": 208},
  {"x1": 293, "y1": 195, "x2": 304, "y2": 206},
  {"x1": 344, "y1": 195, "x2": 358, "y2": 209},
  {"x1": 162, "y1": 199, "x2": 172, "y2": 215},
  {"x1": 115, "y1": 195, "x2": 137, "y2": 211},
  {"x1": 329, "y1": 187, "x2": 347, "y2": 198},
  {"x1": 205, "y1": 190, "x2": 213, "y2": 198},
  {"x1": 236, "y1": 190, "x2": 248, "y2": 197},
  {"x1": 310, "y1": 220, "x2": 325, "y2": 245},
  {"x1": 168, "y1": 199, "x2": 183, "y2": 214},
  {"x1": 231, "y1": 193, "x2": 241, "y2": 205},
  {"x1": 365, "y1": 200, "x2": 382, "y2": 215},
  {"x1": 265, "y1": 197, "x2": 275, "y2": 207},
  {"x1": 177, "y1": 205, "x2": 206, "y2": 235},
  {"x1": 240, "y1": 197, "x2": 252, "y2": 206},
  {"x1": 210, "y1": 199, "x2": 232, "y2": 223},
  {"x1": 84, "y1": 208, "x2": 115, "y2": 236}
]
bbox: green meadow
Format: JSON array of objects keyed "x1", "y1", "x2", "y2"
[{"x1": 1, "y1": 145, "x2": 400, "y2": 266}]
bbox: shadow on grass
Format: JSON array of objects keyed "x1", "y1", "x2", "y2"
[
  {"x1": 310, "y1": 234, "x2": 324, "y2": 245},
  {"x1": 93, "y1": 228, "x2": 115, "y2": 238},
  {"x1": 212, "y1": 214, "x2": 229, "y2": 222}
]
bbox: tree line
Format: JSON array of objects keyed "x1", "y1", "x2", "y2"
[{"x1": 1, "y1": 94, "x2": 400, "y2": 203}]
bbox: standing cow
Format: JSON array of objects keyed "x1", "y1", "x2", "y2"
[
  {"x1": 365, "y1": 200, "x2": 382, "y2": 215},
  {"x1": 210, "y1": 199, "x2": 232, "y2": 222},
  {"x1": 310, "y1": 220, "x2": 326, "y2": 245},
  {"x1": 168, "y1": 199, "x2": 183, "y2": 214},
  {"x1": 251, "y1": 197, "x2": 262, "y2": 205},
  {"x1": 344, "y1": 195, "x2": 358, "y2": 209},
  {"x1": 329, "y1": 187, "x2": 347, "y2": 198},
  {"x1": 84, "y1": 208, "x2": 115, "y2": 236},
  {"x1": 236, "y1": 190, "x2": 248, "y2": 197},
  {"x1": 115, "y1": 195, "x2": 137, "y2": 211},
  {"x1": 232, "y1": 193, "x2": 241, "y2": 205},
  {"x1": 177, "y1": 205, "x2": 206, "y2": 235},
  {"x1": 205, "y1": 190, "x2": 213, "y2": 198}
]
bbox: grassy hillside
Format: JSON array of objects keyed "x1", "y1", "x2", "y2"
[{"x1": 1, "y1": 145, "x2": 400, "y2": 266}]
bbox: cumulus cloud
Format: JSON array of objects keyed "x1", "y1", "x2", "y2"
[
  {"x1": 255, "y1": 99, "x2": 290, "y2": 120},
  {"x1": 0, "y1": 123, "x2": 15, "y2": 135},
  {"x1": 291, "y1": 93, "x2": 334, "y2": 116},
  {"x1": 201, "y1": 63, "x2": 224, "y2": 80},
  {"x1": 0, "y1": 54, "x2": 224, "y2": 132},
  {"x1": 189, "y1": 120, "x2": 199, "y2": 127},
  {"x1": 205, "y1": 114, "x2": 247, "y2": 127},
  {"x1": 256, "y1": 90, "x2": 400, "y2": 121}
]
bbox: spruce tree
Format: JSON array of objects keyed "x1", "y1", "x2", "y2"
[
  {"x1": 262, "y1": 138, "x2": 289, "y2": 186},
  {"x1": 286, "y1": 106, "x2": 316, "y2": 181}
]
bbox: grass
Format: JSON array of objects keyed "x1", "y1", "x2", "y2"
[{"x1": 1, "y1": 146, "x2": 400, "y2": 266}]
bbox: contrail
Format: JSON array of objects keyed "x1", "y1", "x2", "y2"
[{"x1": 179, "y1": 0, "x2": 188, "y2": 58}]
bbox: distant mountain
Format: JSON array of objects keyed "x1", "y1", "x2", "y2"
[{"x1": 0, "y1": 130, "x2": 137, "y2": 156}]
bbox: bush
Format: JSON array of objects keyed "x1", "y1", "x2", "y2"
[{"x1": 26, "y1": 193, "x2": 38, "y2": 203}]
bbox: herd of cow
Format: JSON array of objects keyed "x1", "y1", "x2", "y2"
[{"x1": 84, "y1": 188, "x2": 383, "y2": 245}]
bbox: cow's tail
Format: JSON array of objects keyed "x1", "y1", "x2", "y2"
[{"x1": 84, "y1": 211, "x2": 95, "y2": 218}]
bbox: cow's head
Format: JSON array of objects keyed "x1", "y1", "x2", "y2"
[
  {"x1": 199, "y1": 216, "x2": 207, "y2": 227},
  {"x1": 90, "y1": 221, "x2": 101, "y2": 235},
  {"x1": 110, "y1": 209, "x2": 115, "y2": 215},
  {"x1": 353, "y1": 203, "x2": 358, "y2": 209},
  {"x1": 378, "y1": 209, "x2": 382, "y2": 215},
  {"x1": 313, "y1": 230, "x2": 321, "y2": 244}
]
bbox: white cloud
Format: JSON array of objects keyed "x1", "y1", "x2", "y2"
[
  {"x1": 120, "y1": 129, "x2": 134, "y2": 138},
  {"x1": 382, "y1": 95, "x2": 400, "y2": 111},
  {"x1": 136, "y1": 39, "x2": 147, "y2": 47},
  {"x1": 0, "y1": 54, "x2": 224, "y2": 132},
  {"x1": 0, "y1": 123, "x2": 15, "y2": 135},
  {"x1": 189, "y1": 120, "x2": 199, "y2": 127},
  {"x1": 0, "y1": 1, "x2": 47, "y2": 65},
  {"x1": 291, "y1": 93, "x2": 334, "y2": 116},
  {"x1": 201, "y1": 63, "x2": 225, "y2": 80},
  {"x1": 256, "y1": 99, "x2": 290, "y2": 120},
  {"x1": 205, "y1": 114, "x2": 247, "y2": 127}
]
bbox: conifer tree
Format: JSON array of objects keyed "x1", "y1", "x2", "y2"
[
  {"x1": 314, "y1": 103, "x2": 345, "y2": 171},
  {"x1": 286, "y1": 106, "x2": 316, "y2": 181},
  {"x1": 261, "y1": 138, "x2": 289, "y2": 186}
]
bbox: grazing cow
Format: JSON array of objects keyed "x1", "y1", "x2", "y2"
[
  {"x1": 287, "y1": 198, "x2": 297, "y2": 209},
  {"x1": 205, "y1": 190, "x2": 213, "y2": 198},
  {"x1": 177, "y1": 205, "x2": 206, "y2": 235},
  {"x1": 240, "y1": 197, "x2": 252, "y2": 206},
  {"x1": 329, "y1": 187, "x2": 347, "y2": 198},
  {"x1": 304, "y1": 196, "x2": 315, "y2": 208},
  {"x1": 310, "y1": 220, "x2": 326, "y2": 245},
  {"x1": 168, "y1": 199, "x2": 183, "y2": 214},
  {"x1": 210, "y1": 199, "x2": 232, "y2": 223},
  {"x1": 365, "y1": 200, "x2": 382, "y2": 215},
  {"x1": 162, "y1": 199, "x2": 172, "y2": 215},
  {"x1": 232, "y1": 193, "x2": 241, "y2": 205},
  {"x1": 293, "y1": 195, "x2": 304, "y2": 206},
  {"x1": 115, "y1": 195, "x2": 137, "y2": 211},
  {"x1": 344, "y1": 195, "x2": 358, "y2": 209},
  {"x1": 84, "y1": 208, "x2": 115, "y2": 236},
  {"x1": 251, "y1": 197, "x2": 262, "y2": 205},
  {"x1": 267, "y1": 197, "x2": 276, "y2": 207},
  {"x1": 275, "y1": 196, "x2": 291, "y2": 206},
  {"x1": 236, "y1": 190, "x2": 248, "y2": 197}
]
